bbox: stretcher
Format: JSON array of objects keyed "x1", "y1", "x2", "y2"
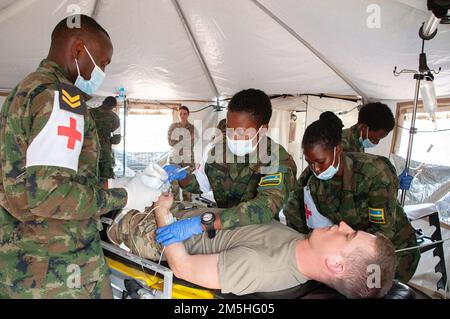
[{"x1": 102, "y1": 240, "x2": 214, "y2": 299}]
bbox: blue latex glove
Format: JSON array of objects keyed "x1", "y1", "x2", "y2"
[
  {"x1": 163, "y1": 164, "x2": 188, "y2": 183},
  {"x1": 399, "y1": 168, "x2": 414, "y2": 190},
  {"x1": 156, "y1": 216, "x2": 203, "y2": 247}
]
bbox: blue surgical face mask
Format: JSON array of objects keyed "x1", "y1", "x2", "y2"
[
  {"x1": 226, "y1": 127, "x2": 262, "y2": 157},
  {"x1": 359, "y1": 127, "x2": 377, "y2": 149},
  {"x1": 74, "y1": 45, "x2": 106, "y2": 95},
  {"x1": 313, "y1": 147, "x2": 340, "y2": 181}
]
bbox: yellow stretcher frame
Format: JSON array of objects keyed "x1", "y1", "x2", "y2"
[{"x1": 106, "y1": 257, "x2": 214, "y2": 299}]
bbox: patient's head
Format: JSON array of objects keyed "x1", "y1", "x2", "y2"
[{"x1": 309, "y1": 222, "x2": 396, "y2": 299}]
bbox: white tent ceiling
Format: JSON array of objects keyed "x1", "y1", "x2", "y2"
[{"x1": 0, "y1": 0, "x2": 449, "y2": 101}]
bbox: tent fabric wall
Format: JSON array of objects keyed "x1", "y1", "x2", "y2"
[
  {"x1": 268, "y1": 108, "x2": 291, "y2": 153},
  {"x1": 0, "y1": 0, "x2": 449, "y2": 101}
]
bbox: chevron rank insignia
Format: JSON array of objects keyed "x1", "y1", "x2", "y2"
[
  {"x1": 369, "y1": 208, "x2": 386, "y2": 224},
  {"x1": 59, "y1": 83, "x2": 86, "y2": 115},
  {"x1": 258, "y1": 173, "x2": 283, "y2": 191}
]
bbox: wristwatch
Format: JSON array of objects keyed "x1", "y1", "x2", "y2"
[{"x1": 201, "y1": 212, "x2": 216, "y2": 239}]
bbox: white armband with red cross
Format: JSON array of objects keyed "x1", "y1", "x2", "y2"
[{"x1": 26, "y1": 84, "x2": 85, "y2": 173}]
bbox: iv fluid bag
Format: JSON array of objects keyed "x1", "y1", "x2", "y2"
[{"x1": 420, "y1": 80, "x2": 438, "y2": 115}]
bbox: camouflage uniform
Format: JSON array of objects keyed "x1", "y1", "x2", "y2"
[
  {"x1": 283, "y1": 152, "x2": 420, "y2": 283},
  {"x1": 90, "y1": 108, "x2": 121, "y2": 182},
  {"x1": 167, "y1": 122, "x2": 198, "y2": 201},
  {"x1": 167, "y1": 121, "x2": 198, "y2": 166},
  {"x1": 0, "y1": 59, "x2": 127, "y2": 299},
  {"x1": 342, "y1": 124, "x2": 364, "y2": 153},
  {"x1": 183, "y1": 136, "x2": 298, "y2": 230}
]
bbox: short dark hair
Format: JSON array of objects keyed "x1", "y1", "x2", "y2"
[
  {"x1": 327, "y1": 234, "x2": 396, "y2": 299},
  {"x1": 102, "y1": 96, "x2": 117, "y2": 109},
  {"x1": 227, "y1": 89, "x2": 272, "y2": 126},
  {"x1": 51, "y1": 14, "x2": 110, "y2": 44},
  {"x1": 302, "y1": 111, "x2": 344, "y2": 150},
  {"x1": 179, "y1": 106, "x2": 190, "y2": 114},
  {"x1": 358, "y1": 102, "x2": 395, "y2": 132}
]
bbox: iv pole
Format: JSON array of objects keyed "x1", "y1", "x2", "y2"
[{"x1": 393, "y1": 17, "x2": 442, "y2": 207}]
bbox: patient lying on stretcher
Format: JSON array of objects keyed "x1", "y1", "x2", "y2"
[
  {"x1": 152, "y1": 193, "x2": 397, "y2": 299},
  {"x1": 106, "y1": 193, "x2": 397, "y2": 299}
]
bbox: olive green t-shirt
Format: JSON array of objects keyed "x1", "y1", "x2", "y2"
[{"x1": 185, "y1": 221, "x2": 308, "y2": 295}]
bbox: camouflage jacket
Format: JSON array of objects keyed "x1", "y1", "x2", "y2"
[
  {"x1": 90, "y1": 108, "x2": 120, "y2": 151},
  {"x1": 90, "y1": 108, "x2": 120, "y2": 179},
  {"x1": 0, "y1": 59, "x2": 127, "y2": 291},
  {"x1": 283, "y1": 152, "x2": 419, "y2": 282},
  {"x1": 342, "y1": 124, "x2": 364, "y2": 153},
  {"x1": 183, "y1": 136, "x2": 298, "y2": 230},
  {"x1": 167, "y1": 121, "x2": 198, "y2": 165}
]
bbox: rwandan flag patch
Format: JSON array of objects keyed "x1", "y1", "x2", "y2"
[
  {"x1": 258, "y1": 173, "x2": 283, "y2": 190},
  {"x1": 369, "y1": 208, "x2": 386, "y2": 224}
]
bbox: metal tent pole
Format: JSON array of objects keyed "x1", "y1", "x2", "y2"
[
  {"x1": 250, "y1": 0, "x2": 367, "y2": 101},
  {"x1": 172, "y1": 0, "x2": 220, "y2": 99},
  {"x1": 91, "y1": 0, "x2": 101, "y2": 19}
]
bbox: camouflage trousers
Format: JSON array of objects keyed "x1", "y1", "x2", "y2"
[
  {"x1": 107, "y1": 201, "x2": 223, "y2": 261},
  {"x1": 0, "y1": 276, "x2": 113, "y2": 299}
]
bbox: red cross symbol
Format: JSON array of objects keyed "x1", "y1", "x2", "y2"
[
  {"x1": 58, "y1": 117, "x2": 81, "y2": 150},
  {"x1": 305, "y1": 204, "x2": 312, "y2": 220}
]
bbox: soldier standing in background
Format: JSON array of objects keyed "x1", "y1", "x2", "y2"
[
  {"x1": 167, "y1": 106, "x2": 198, "y2": 201},
  {"x1": 91, "y1": 96, "x2": 121, "y2": 186}
]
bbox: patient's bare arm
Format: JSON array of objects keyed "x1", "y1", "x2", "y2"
[
  {"x1": 155, "y1": 194, "x2": 221, "y2": 289},
  {"x1": 153, "y1": 194, "x2": 176, "y2": 228}
]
